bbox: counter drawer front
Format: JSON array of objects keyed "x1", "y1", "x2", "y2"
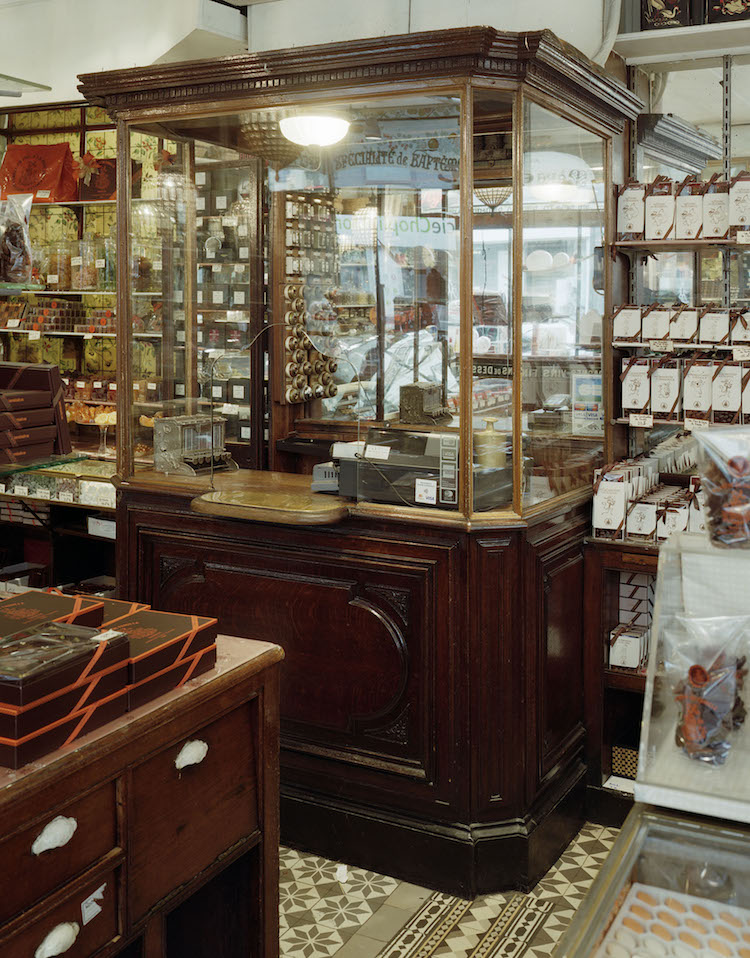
[
  {"x1": 0, "y1": 782, "x2": 117, "y2": 925},
  {"x1": 129, "y1": 701, "x2": 258, "y2": 921},
  {"x1": 1, "y1": 868, "x2": 119, "y2": 958}
]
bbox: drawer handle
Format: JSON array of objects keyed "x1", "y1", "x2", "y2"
[
  {"x1": 35, "y1": 921, "x2": 80, "y2": 958},
  {"x1": 32, "y1": 816, "x2": 78, "y2": 856},
  {"x1": 175, "y1": 739, "x2": 209, "y2": 770}
]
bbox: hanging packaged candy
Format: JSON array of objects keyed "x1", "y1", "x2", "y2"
[
  {"x1": 695, "y1": 425, "x2": 750, "y2": 547},
  {"x1": 664, "y1": 615, "x2": 748, "y2": 766}
]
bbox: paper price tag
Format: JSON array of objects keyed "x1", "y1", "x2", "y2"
[
  {"x1": 415, "y1": 477, "x2": 437, "y2": 506},
  {"x1": 59, "y1": 491, "x2": 75, "y2": 503},
  {"x1": 239, "y1": 247, "x2": 249, "y2": 259},
  {"x1": 14, "y1": 486, "x2": 28, "y2": 497},
  {"x1": 212, "y1": 291, "x2": 224, "y2": 304},
  {"x1": 95, "y1": 259, "x2": 106, "y2": 269},
  {"x1": 0, "y1": 484, "x2": 5, "y2": 494},
  {"x1": 195, "y1": 171, "x2": 206, "y2": 186},
  {"x1": 734, "y1": 346, "x2": 750, "y2": 360},
  {"x1": 6, "y1": 319, "x2": 20, "y2": 328},
  {"x1": 649, "y1": 340, "x2": 673, "y2": 352},
  {"x1": 36, "y1": 189, "x2": 51, "y2": 199},
  {"x1": 215, "y1": 195, "x2": 228, "y2": 210},
  {"x1": 212, "y1": 264, "x2": 222, "y2": 273},
  {"x1": 153, "y1": 261, "x2": 162, "y2": 271},
  {"x1": 629, "y1": 413, "x2": 654, "y2": 428},
  {"x1": 46, "y1": 274, "x2": 58, "y2": 285},
  {"x1": 240, "y1": 426, "x2": 251, "y2": 440},
  {"x1": 84, "y1": 333, "x2": 93, "y2": 340},
  {"x1": 196, "y1": 197, "x2": 206, "y2": 211},
  {"x1": 685, "y1": 417, "x2": 710, "y2": 431},
  {"x1": 36, "y1": 489, "x2": 51, "y2": 500},
  {"x1": 238, "y1": 224, "x2": 248, "y2": 237},
  {"x1": 28, "y1": 330, "x2": 41, "y2": 341},
  {"x1": 206, "y1": 250, "x2": 216, "y2": 260},
  {"x1": 71, "y1": 256, "x2": 82, "y2": 267},
  {"x1": 175, "y1": 290, "x2": 184, "y2": 303},
  {"x1": 233, "y1": 291, "x2": 245, "y2": 305}
]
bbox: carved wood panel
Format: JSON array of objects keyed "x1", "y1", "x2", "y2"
[{"x1": 135, "y1": 520, "x2": 457, "y2": 797}]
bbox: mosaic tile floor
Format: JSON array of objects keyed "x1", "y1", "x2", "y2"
[{"x1": 280, "y1": 822, "x2": 619, "y2": 958}]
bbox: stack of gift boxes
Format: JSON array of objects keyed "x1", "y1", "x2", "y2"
[
  {"x1": 0, "y1": 362, "x2": 71, "y2": 465},
  {"x1": 614, "y1": 305, "x2": 750, "y2": 427},
  {"x1": 592, "y1": 434, "x2": 704, "y2": 545},
  {"x1": 0, "y1": 588, "x2": 218, "y2": 768},
  {"x1": 609, "y1": 572, "x2": 655, "y2": 672}
]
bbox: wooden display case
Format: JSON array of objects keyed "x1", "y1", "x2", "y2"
[{"x1": 79, "y1": 28, "x2": 642, "y2": 896}]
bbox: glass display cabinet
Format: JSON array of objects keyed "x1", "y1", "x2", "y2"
[
  {"x1": 79, "y1": 29, "x2": 642, "y2": 897},
  {"x1": 80, "y1": 29, "x2": 639, "y2": 521}
]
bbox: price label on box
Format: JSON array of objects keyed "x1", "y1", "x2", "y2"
[
  {"x1": 629, "y1": 413, "x2": 654, "y2": 428},
  {"x1": 95, "y1": 259, "x2": 105, "y2": 269},
  {"x1": 7, "y1": 319, "x2": 20, "y2": 328},
  {"x1": 14, "y1": 486, "x2": 28, "y2": 497},
  {"x1": 71, "y1": 256, "x2": 82, "y2": 267},
  {"x1": 46, "y1": 275, "x2": 58, "y2": 285},
  {"x1": 36, "y1": 489, "x2": 51, "y2": 500},
  {"x1": 685, "y1": 417, "x2": 710, "y2": 431},
  {"x1": 212, "y1": 291, "x2": 224, "y2": 304}
]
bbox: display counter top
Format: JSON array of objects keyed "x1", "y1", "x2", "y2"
[{"x1": 122, "y1": 469, "x2": 350, "y2": 525}]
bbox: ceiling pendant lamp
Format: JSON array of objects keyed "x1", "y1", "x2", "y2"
[{"x1": 279, "y1": 113, "x2": 350, "y2": 147}]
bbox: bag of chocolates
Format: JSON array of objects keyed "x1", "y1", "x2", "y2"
[
  {"x1": 695, "y1": 425, "x2": 750, "y2": 547},
  {"x1": 0, "y1": 194, "x2": 33, "y2": 284}
]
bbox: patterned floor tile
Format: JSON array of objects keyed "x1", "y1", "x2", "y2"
[
  {"x1": 311, "y1": 895, "x2": 376, "y2": 932},
  {"x1": 280, "y1": 923, "x2": 346, "y2": 958}
]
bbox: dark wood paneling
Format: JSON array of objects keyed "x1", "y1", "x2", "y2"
[{"x1": 119, "y1": 487, "x2": 592, "y2": 895}]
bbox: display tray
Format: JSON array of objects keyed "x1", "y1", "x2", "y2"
[
  {"x1": 0, "y1": 621, "x2": 127, "y2": 706},
  {"x1": 0, "y1": 591, "x2": 104, "y2": 644},
  {"x1": 594, "y1": 882, "x2": 750, "y2": 958},
  {"x1": 0, "y1": 425, "x2": 58, "y2": 449},
  {"x1": 0, "y1": 686, "x2": 128, "y2": 769},
  {"x1": 0, "y1": 408, "x2": 55, "y2": 431},
  {"x1": 127, "y1": 643, "x2": 216, "y2": 711},
  {"x1": 102, "y1": 609, "x2": 218, "y2": 683}
]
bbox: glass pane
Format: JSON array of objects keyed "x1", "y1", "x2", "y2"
[
  {"x1": 522, "y1": 100, "x2": 606, "y2": 507},
  {"x1": 128, "y1": 96, "x2": 462, "y2": 509},
  {"x1": 472, "y1": 90, "x2": 514, "y2": 512}
]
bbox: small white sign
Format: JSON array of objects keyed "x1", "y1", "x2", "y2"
[
  {"x1": 415, "y1": 477, "x2": 437, "y2": 506},
  {"x1": 685, "y1": 417, "x2": 710, "y2": 431},
  {"x1": 238, "y1": 224, "x2": 248, "y2": 238},
  {"x1": 650, "y1": 340, "x2": 673, "y2": 352},
  {"x1": 195, "y1": 171, "x2": 206, "y2": 186},
  {"x1": 222, "y1": 216, "x2": 238, "y2": 227},
  {"x1": 59, "y1": 492, "x2": 75, "y2": 503},
  {"x1": 211, "y1": 264, "x2": 222, "y2": 273},
  {"x1": 196, "y1": 197, "x2": 206, "y2": 211},
  {"x1": 629, "y1": 413, "x2": 654, "y2": 428},
  {"x1": 232, "y1": 385, "x2": 245, "y2": 400},
  {"x1": 233, "y1": 291, "x2": 245, "y2": 305},
  {"x1": 737, "y1": 232, "x2": 750, "y2": 245},
  {"x1": 212, "y1": 291, "x2": 224, "y2": 304},
  {"x1": 95, "y1": 258, "x2": 105, "y2": 269},
  {"x1": 28, "y1": 330, "x2": 41, "y2": 341},
  {"x1": 364, "y1": 444, "x2": 390, "y2": 461},
  {"x1": 215, "y1": 195, "x2": 228, "y2": 210},
  {"x1": 7, "y1": 319, "x2": 20, "y2": 328},
  {"x1": 71, "y1": 256, "x2": 82, "y2": 267},
  {"x1": 46, "y1": 275, "x2": 58, "y2": 285},
  {"x1": 84, "y1": 333, "x2": 93, "y2": 340},
  {"x1": 81, "y1": 884, "x2": 107, "y2": 926},
  {"x1": 36, "y1": 189, "x2": 51, "y2": 199},
  {"x1": 240, "y1": 426, "x2": 251, "y2": 439},
  {"x1": 36, "y1": 489, "x2": 51, "y2": 500},
  {"x1": 239, "y1": 247, "x2": 249, "y2": 259},
  {"x1": 14, "y1": 486, "x2": 28, "y2": 497}
]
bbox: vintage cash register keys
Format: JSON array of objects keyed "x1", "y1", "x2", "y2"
[{"x1": 153, "y1": 415, "x2": 237, "y2": 476}]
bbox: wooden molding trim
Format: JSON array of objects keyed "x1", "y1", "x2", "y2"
[{"x1": 78, "y1": 27, "x2": 642, "y2": 131}]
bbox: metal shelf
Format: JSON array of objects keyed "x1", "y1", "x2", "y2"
[{"x1": 614, "y1": 23, "x2": 750, "y2": 70}]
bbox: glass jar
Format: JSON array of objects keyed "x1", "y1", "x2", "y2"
[{"x1": 47, "y1": 242, "x2": 72, "y2": 291}]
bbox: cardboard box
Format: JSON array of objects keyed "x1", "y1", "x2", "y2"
[
  {"x1": 0, "y1": 622, "x2": 127, "y2": 707},
  {"x1": 0, "y1": 408, "x2": 55, "y2": 431},
  {"x1": 0, "y1": 591, "x2": 104, "y2": 640},
  {"x1": 88, "y1": 597, "x2": 150, "y2": 628},
  {"x1": 0, "y1": 363, "x2": 71, "y2": 454},
  {"x1": 0, "y1": 390, "x2": 52, "y2": 413},
  {"x1": 103, "y1": 609, "x2": 217, "y2": 684},
  {"x1": 610, "y1": 626, "x2": 647, "y2": 669},
  {"x1": 0, "y1": 686, "x2": 128, "y2": 769},
  {"x1": 0, "y1": 424, "x2": 58, "y2": 449},
  {"x1": 0, "y1": 441, "x2": 55, "y2": 466},
  {"x1": 128, "y1": 643, "x2": 217, "y2": 712}
]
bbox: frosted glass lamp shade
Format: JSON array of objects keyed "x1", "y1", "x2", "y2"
[{"x1": 279, "y1": 114, "x2": 350, "y2": 147}]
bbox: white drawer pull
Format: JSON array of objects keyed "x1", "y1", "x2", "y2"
[
  {"x1": 32, "y1": 816, "x2": 78, "y2": 856},
  {"x1": 175, "y1": 739, "x2": 209, "y2": 770},
  {"x1": 35, "y1": 921, "x2": 80, "y2": 958}
]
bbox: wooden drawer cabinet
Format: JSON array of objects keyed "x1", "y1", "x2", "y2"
[
  {"x1": 0, "y1": 782, "x2": 117, "y2": 925},
  {"x1": 0, "y1": 637, "x2": 282, "y2": 958},
  {"x1": 130, "y1": 703, "x2": 259, "y2": 921},
  {"x1": 4, "y1": 867, "x2": 121, "y2": 958}
]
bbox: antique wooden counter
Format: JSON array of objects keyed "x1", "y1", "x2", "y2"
[
  {"x1": 0, "y1": 635, "x2": 282, "y2": 958},
  {"x1": 116, "y1": 470, "x2": 590, "y2": 897}
]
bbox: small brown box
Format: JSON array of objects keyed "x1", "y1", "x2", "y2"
[
  {"x1": 0, "y1": 408, "x2": 55, "y2": 430},
  {"x1": 102, "y1": 609, "x2": 218, "y2": 684},
  {"x1": 128, "y1": 643, "x2": 217, "y2": 711},
  {"x1": 0, "y1": 591, "x2": 104, "y2": 641},
  {"x1": 0, "y1": 424, "x2": 58, "y2": 449}
]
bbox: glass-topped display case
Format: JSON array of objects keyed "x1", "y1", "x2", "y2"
[{"x1": 80, "y1": 29, "x2": 640, "y2": 521}]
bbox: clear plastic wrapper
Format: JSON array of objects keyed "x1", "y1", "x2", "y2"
[
  {"x1": 663, "y1": 614, "x2": 748, "y2": 766},
  {"x1": 0, "y1": 194, "x2": 33, "y2": 284},
  {"x1": 695, "y1": 426, "x2": 750, "y2": 548}
]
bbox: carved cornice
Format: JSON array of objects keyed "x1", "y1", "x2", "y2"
[
  {"x1": 78, "y1": 27, "x2": 642, "y2": 133},
  {"x1": 637, "y1": 113, "x2": 722, "y2": 175}
]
